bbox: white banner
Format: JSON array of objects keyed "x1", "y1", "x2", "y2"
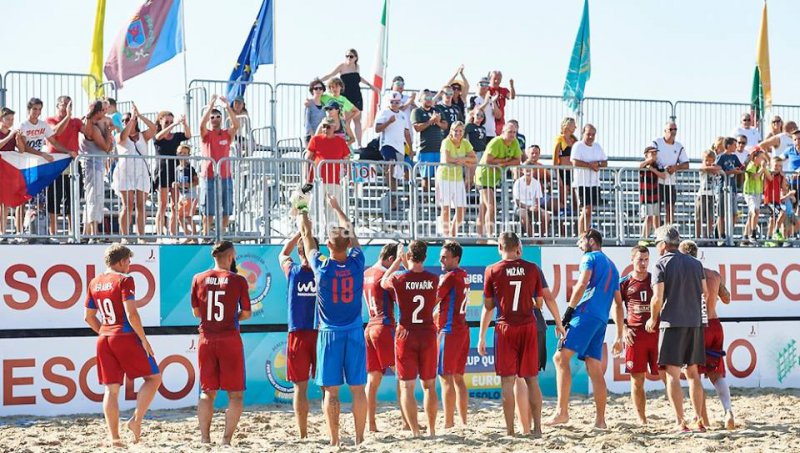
[
  {"x1": 539, "y1": 247, "x2": 800, "y2": 319},
  {"x1": 0, "y1": 245, "x2": 160, "y2": 329},
  {"x1": 0, "y1": 335, "x2": 198, "y2": 416}
]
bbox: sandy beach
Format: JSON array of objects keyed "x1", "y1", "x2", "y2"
[{"x1": 1, "y1": 388, "x2": 798, "y2": 452}]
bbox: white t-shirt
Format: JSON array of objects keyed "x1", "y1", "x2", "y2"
[
  {"x1": 775, "y1": 133, "x2": 793, "y2": 156},
  {"x1": 19, "y1": 120, "x2": 54, "y2": 153},
  {"x1": 471, "y1": 93, "x2": 496, "y2": 137},
  {"x1": 381, "y1": 90, "x2": 413, "y2": 131},
  {"x1": 652, "y1": 137, "x2": 688, "y2": 186},
  {"x1": 734, "y1": 127, "x2": 762, "y2": 151},
  {"x1": 571, "y1": 141, "x2": 607, "y2": 187},
  {"x1": 513, "y1": 177, "x2": 543, "y2": 207},
  {"x1": 375, "y1": 108, "x2": 408, "y2": 151},
  {"x1": 734, "y1": 149, "x2": 750, "y2": 167}
]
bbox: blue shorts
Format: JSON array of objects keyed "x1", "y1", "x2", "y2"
[
  {"x1": 417, "y1": 151, "x2": 440, "y2": 178},
  {"x1": 562, "y1": 313, "x2": 607, "y2": 361},
  {"x1": 201, "y1": 177, "x2": 233, "y2": 216},
  {"x1": 316, "y1": 328, "x2": 367, "y2": 387},
  {"x1": 380, "y1": 145, "x2": 402, "y2": 161}
]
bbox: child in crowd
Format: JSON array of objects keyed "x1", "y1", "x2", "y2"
[
  {"x1": 173, "y1": 144, "x2": 199, "y2": 241},
  {"x1": 639, "y1": 145, "x2": 665, "y2": 243},
  {"x1": 513, "y1": 167, "x2": 550, "y2": 238},
  {"x1": 743, "y1": 150, "x2": 768, "y2": 244},
  {"x1": 697, "y1": 149, "x2": 722, "y2": 240},
  {"x1": 764, "y1": 155, "x2": 789, "y2": 245},
  {"x1": 715, "y1": 137, "x2": 744, "y2": 241}
]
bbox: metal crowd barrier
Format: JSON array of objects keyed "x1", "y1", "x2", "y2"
[
  {"x1": 583, "y1": 97, "x2": 674, "y2": 158},
  {"x1": 3, "y1": 71, "x2": 101, "y2": 120},
  {"x1": 250, "y1": 126, "x2": 275, "y2": 156},
  {"x1": 186, "y1": 79, "x2": 275, "y2": 145},
  {"x1": 673, "y1": 100, "x2": 751, "y2": 158}
]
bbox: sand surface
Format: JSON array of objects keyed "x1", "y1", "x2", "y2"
[{"x1": 1, "y1": 388, "x2": 798, "y2": 452}]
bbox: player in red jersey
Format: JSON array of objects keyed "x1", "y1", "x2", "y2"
[
  {"x1": 477, "y1": 232, "x2": 545, "y2": 437},
  {"x1": 381, "y1": 241, "x2": 440, "y2": 437},
  {"x1": 83, "y1": 244, "x2": 161, "y2": 447},
  {"x1": 620, "y1": 245, "x2": 665, "y2": 424},
  {"x1": 363, "y1": 243, "x2": 407, "y2": 432},
  {"x1": 191, "y1": 241, "x2": 252, "y2": 445},
  {"x1": 436, "y1": 240, "x2": 471, "y2": 428}
]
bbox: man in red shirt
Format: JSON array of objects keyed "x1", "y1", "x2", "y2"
[
  {"x1": 487, "y1": 71, "x2": 516, "y2": 135},
  {"x1": 381, "y1": 241, "x2": 440, "y2": 437},
  {"x1": 199, "y1": 95, "x2": 240, "y2": 236},
  {"x1": 304, "y1": 117, "x2": 351, "y2": 234},
  {"x1": 45, "y1": 95, "x2": 81, "y2": 236},
  {"x1": 436, "y1": 240, "x2": 470, "y2": 428},
  {"x1": 478, "y1": 232, "x2": 544, "y2": 437},
  {"x1": 83, "y1": 244, "x2": 161, "y2": 447},
  {"x1": 190, "y1": 241, "x2": 252, "y2": 445}
]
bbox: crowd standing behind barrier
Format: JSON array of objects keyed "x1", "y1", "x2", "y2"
[{"x1": 1, "y1": 70, "x2": 800, "y2": 246}]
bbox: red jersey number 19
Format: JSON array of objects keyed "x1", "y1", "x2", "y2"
[
  {"x1": 207, "y1": 290, "x2": 225, "y2": 322},
  {"x1": 96, "y1": 298, "x2": 117, "y2": 324}
]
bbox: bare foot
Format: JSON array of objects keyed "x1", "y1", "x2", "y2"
[
  {"x1": 594, "y1": 420, "x2": 607, "y2": 429},
  {"x1": 637, "y1": 418, "x2": 648, "y2": 425},
  {"x1": 531, "y1": 429, "x2": 543, "y2": 439},
  {"x1": 369, "y1": 426, "x2": 380, "y2": 433},
  {"x1": 545, "y1": 413, "x2": 569, "y2": 426},
  {"x1": 725, "y1": 411, "x2": 735, "y2": 430},
  {"x1": 109, "y1": 439, "x2": 125, "y2": 448},
  {"x1": 222, "y1": 437, "x2": 232, "y2": 446},
  {"x1": 200, "y1": 437, "x2": 211, "y2": 444},
  {"x1": 126, "y1": 417, "x2": 142, "y2": 444},
  {"x1": 444, "y1": 423, "x2": 454, "y2": 429}
]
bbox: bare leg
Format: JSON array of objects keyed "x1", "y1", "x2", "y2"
[
  {"x1": 525, "y1": 377, "x2": 543, "y2": 437},
  {"x1": 293, "y1": 381, "x2": 310, "y2": 438},
  {"x1": 322, "y1": 385, "x2": 341, "y2": 446},
  {"x1": 664, "y1": 365, "x2": 686, "y2": 427},
  {"x1": 169, "y1": 187, "x2": 180, "y2": 236},
  {"x1": 102, "y1": 384, "x2": 124, "y2": 447},
  {"x1": 135, "y1": 191, "x2": 146, "y2": 238},
  {"x1": 366, "y1": 371, "x2": 382, "y2": 432},
  {"x1": 586, "y1": 358, "x2": 607, "y2": 428},
  {"x1": 421, "y1": 379, "x2": 438, "y2": 437},
  {"x1": 685, "y1": 365, "x2": 705, "y2": 427},
  {"x1": 350, "y1": 384, "x2": 367, "y2": 445},
  {"x1": 547, "y1": 348, "x2": 574, "y2": 425},
  {"x1": 440, "y1": 375, "x2": 456, "y2": 429},
  {"x1": 157, "y1": 187, "x2": 168, "y2": 236},
  {"x1": 441, "y1": 206, "x2": 451, "y2": 238},
  {"x1": 127, "y1": 373, "x2": 162, "y2": 443},
  {"x1": 631, "y1": 373, "x2": 648, "y2": 424},
  {"x1": 454, "y1": 374, "x2": 468, "y2": 425},
  {"x1": 514, "y1": 378, "x2": 530, "y2": 430},
  {"x1": 501, "y1": 376, "x2": 519, "y2": 435},
  {"x1": 198, "y1": 390, "x2": 216, "y2": 443},
  {"x1": 119, "y1": 191, "x2": 132, "y2": 236},
  {"x1": 223, "y1": 391, "x2": 244, "y2": 445},
  {"x1": 452, "y1": 207, "x2": 464, "y2": 237},
  {"x1": 395, "y1": 373, "x2": 410, "y2": 430},
  {"x1": 400, "y1": 380, "x2": 420, "y2": 437}
]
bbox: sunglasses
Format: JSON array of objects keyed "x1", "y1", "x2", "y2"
[
  {"x1": 476, "y1": 113, "x2": 485, "y2": 118},
  {"x1": 737, "y1": 141, "x2": 747, "y2": 145},
  {"x1": 390, "y1": 101, "x2": 402, "y2": 105},
  {"x1": 668, "y1": 128, "x2": 677, "y2": 131},
  {"x1": 743, "y1": 118, "x2": 752, "y2": 122},
  {"x1": 479, "y1": 82, "x2": 489, "y2": 86},
  {"x1": 312, "y1": 86, "x2": 325, "y2": 91},
  {"x1": 450, "y1": 86, "x2": 461, "y2": 91},
  {"x1": 321, "y1": 124, "x2": 331, "y2": 129},
  {"x1": 773, "y1": 119, "x2": 783, "y2": 124},
  {"x1": 444, "y1": 90, "x2": 454, "y2": 96},
  {"x1": 345, "y1": 54, "x2": 355, "y2": 59},
  {"x1": 210, "y1": 115, "x2": 221, "y2": 119}
]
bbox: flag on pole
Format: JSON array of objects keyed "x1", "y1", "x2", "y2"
[
  {"x1": 562, "y1": 0, "x2": 591, "y2": 113},
  {"x1": 85, "y1": 0, "x2": 106, "y2": 98},
  {"x1": 226, "y1": 0, "x2": 274, "y2": 99},
  {"x1": 104, "y1": 0, "x2": 185, "y2": 89},
  {"x1": 751, "y1": 0, "x2": 771, "y2": 123},
  {"x1": 365, "y1": 0, "x2": 388, "y2": 128}
]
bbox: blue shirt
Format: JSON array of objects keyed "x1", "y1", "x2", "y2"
[
  {"x1": 286, "y1": 263, "x2": 317, "y2": 332},
  {"x1": 781, "y1": 146, "x2": 800, "y2": 173},
  {"x1": 576, "y1": 251, "x2": 620, "y2": 322},
  {"x1": 311, "y1": 248, "x2": 365, "y2": 331}
]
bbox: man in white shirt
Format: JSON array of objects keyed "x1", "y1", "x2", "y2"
[
  {"x1": 652, "y1": 121, "x2": 689, "y2": 225},
  {"x1": 513, "y1": 167, "x2": 549, "y2": 237},
  {"x1": 733, "y1": 112, "x2": 762, "y2": 151},
  {"x1": 469, "y1": 77, "x2": 500, "y2": 139},
  {"x1": 571, "y1": 124, "x2": 608, "y2": 235},
  {"x1": 375, "y1": 91, "x2": 411, "y2": 191}
]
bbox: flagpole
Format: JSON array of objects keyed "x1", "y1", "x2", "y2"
[
  {"x1": 383, "y1": 0, "x2": 390, "y2": 93},
  {"x1": 272, "y1": 0, "x2": 278, "y2": 149},
  {"x1": 180, "y1": 0, "x2": 190, "y2": 118}
]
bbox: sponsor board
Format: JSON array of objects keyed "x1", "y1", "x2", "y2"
[{"x1": 0, "y1": 245, "x2": 160, "y2": 329}]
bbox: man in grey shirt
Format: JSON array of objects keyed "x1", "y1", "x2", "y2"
[{"x1": 646, "y1": 225, "x2": 708, "y2": 433}]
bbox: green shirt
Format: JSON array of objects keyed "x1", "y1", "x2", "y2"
[
  {"x1": 437, "y1": 137, "x2": 473, "y2": 181},
  {"x1": 743, "y1": 161, "x2": 764, "y2": 195},
  {"x1": 474, "y1": 137, "x2": 521, "y2": 187},
  {"x1": 321, "y1": 93, "x2": 355, "y2": 114}
]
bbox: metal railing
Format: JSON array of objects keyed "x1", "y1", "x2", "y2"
[
  {"x1": 186, "y1": 79, "x2": 275, "y2": 142},
  {"x1": 583, "y1": 97, "x2": 674, "y2": 158},
  {"x1": 3, "y1": 71, "x2": 102, "y2": 122}
]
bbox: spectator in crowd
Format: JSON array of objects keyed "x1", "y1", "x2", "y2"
[
  {"x1": 696, "y1": 149, "x2": 721, "y2": 240},
  {"x1": 742, "y1": 150, "x2": 768, "y2": 244},
  {"x1": 436, "y1": 65, "x2": 470, "y2": 122},
  {"x1": 436, "y1": 87, "x2": 461, "y2": 135},
  {"x1": 45, "y1": 96, "x2": 82, "y2": 237},
  {"x1": 0, "y1": 107, "x2": 20, "y2": 239},
  {"x1": 306, "y1": 118, "x2": 352, "y2": 233},
  {"x1": 464, "y1": 105, "x2": 490, "y2": 191},
  {"x1": 652, "y1": 121, "x2": 688, "y2": 225},
  {"x1": 316, "y1": 100, "x2": 354, "y2": 147},
  {"x1": 765, "y1": 115, "x2": 783, "y2": 140},
  {"x1": 388, "y1": 75, "x2": 416, "y2": 134},
  {"x1": 521, "y1": 144, "x2": 551, "y2": 184},
  {"x1": 734, "y1": 134, "x2": 751, "y2": 168},
  {"x1": 781, "y1": 130, "x2": 800, "y2": 186},
  {"x1": 412, "y1": 89, "x2": 448, "y2": 191},
  {"x1": 469, "y1": 77, "x2": 500, "y2": 140},
  {"x1": 154, "y1": 111, "x2": 191, "y2": 241},
  {"x1": 321, "y1": 77, "x2": 359, "y2": 146},
  {"x1": 715, "y1": 137, "x2": 744, "y2": 241},
  {"x1": 321, "y1": 49, "x2": 380, "y2": 148},
  {"x1": 572, "y1": 124, "x2": 608, "y2": 236},
  {"x1": 507, "y1": 119, "x2": 526, "y2": 151},
  {"x1": 105, "y1": 98, "x2": 123, "y2": 135},
  {"x1": 639, "y1": 146, "x2": 666, "y2": 243},
  {"x1": 487, "y1": 70, "x2": 515, "y2": 135},
  {"x1": 304, "y1": 78, "x2": 326, "y2": 145},
  {"x1": 114, "y1": 105, "x2": 157, "y2": 242},
  {"x1": 764, "y1": 155, "x2": 789, "y2": 245},
  {"x1": 711, "y1": 136, "x2": 725, "y2": 154},
  {"x1": 554, "y1": 117, "x2": 578, "y2": 215},
  {"x1": 436, "y1": 121, "x2": 476, "y2": 237},
  {"x1": 376, "y1": 92, "x2": 412, "y2": 194},
  {"x1": 174, "y1": 144, "x2": 199, "y2": 241},
  {"x1": 758, "y1": 120, "x2": 797, "y2": 155},
  {"x1": 229, "y1": 96, "x2": 250, "y2": 154},
  {"x1": 733, "y1": 112, "x2": 761, "y2": 150},
  {"x1": 230, "y1": 95, "x2": 249, "y2": 117},
  {"x1": 199, "y1": 95, "x2": 239, "y2": 237},
  {"x1": 80, "y1": 101, "x2": 115, "y2": 240},
  {"x1": 513, "y1": 167, "x2": 550, "y2": 238},
  {"x1": 474, "y1": 122, "x2": 522, "y2": 240}
]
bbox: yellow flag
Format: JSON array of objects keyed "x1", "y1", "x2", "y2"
[{"x1": 85, "y1": 0, "x2": 107, "y2": 98}]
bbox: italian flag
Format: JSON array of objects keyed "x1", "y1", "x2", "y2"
[
  {"x1": 365, "y1": 0, "x2": 388, "y2": 128},
  {"x1": 751, "y1": 0, "x2": 771, "y2": 124}
]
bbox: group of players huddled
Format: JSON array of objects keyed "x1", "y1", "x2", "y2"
[{"x1": 83, "y1": 195, "x2": 735, "y2": 447}]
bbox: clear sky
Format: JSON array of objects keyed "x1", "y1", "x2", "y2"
[{"x1": 0, "y1": 0, "x2": 794, "y2": 116}]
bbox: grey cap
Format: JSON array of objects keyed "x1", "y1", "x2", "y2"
[{"x1": 654, "y1": 225, "x2": 680, "y2": 246}]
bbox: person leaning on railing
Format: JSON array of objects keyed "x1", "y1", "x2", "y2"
[
  {"x1": 305, "y1": 118, "x2": 351, "y2": 231},
  {"x1": 304, "y1": 78, "x2": 327, "y2": 145},
  {"x1": 474, "y1": 121, "x2": 522, "y2": 240},
  {"x1": 714, "y1": 137, "x2": 744, "y2": 241},
  {"x1": 571, "y1": 124, "x2": 608, "y2": 236},
  {"x1": 80, "y1": 100, "x2": 115, "y2": 241},
  {"x1": 0, "y1": 107, "x2": 21, "y2": 239},
  {"x1": 553, "y1": 117, "x2": 577, "y2": 216},
  {"x1": 639, "y1": 146, "x2": 666, "y2": 243},
  {"x1": 436, "y1": 121, "x2": 477, "y2": 237},
  {"x1": 695, "y1": 149, "x2": 722, "y2": 241},
  {"x1": 652, "y1": 121, "x2": 688, "y2": 226}
]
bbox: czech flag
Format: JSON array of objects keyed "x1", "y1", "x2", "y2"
[{"x1": 0, "y1": 153, "x2": 72, "y2": 208}]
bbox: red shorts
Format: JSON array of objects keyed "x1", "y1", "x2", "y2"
[
  {"x1": 438, "y1": 328, "x2": 470, "y2": 376},
  {"x1": 365, "y1": 324, "x2": 395, "y2": 373},
  {"x1": 96, "y1": 334, "x2": 159, "y2": 385},
  {"x1": 700, "y1": 318, "x2": 726, "y2": 377},
  {"x1": 395, "y1": 327, "x2": 437, "y2": 381},
  {"x1": 199, "y1": 332, "x2": 245, "y2": 392},
  {"x1": 287, "y1": 329, "x2": 318, "y2": 383},
  {"x1": 624, "y1": 325, "x2": 659, "y2": 375},
  {"x1": 494, "y1": 322, "x2": 538, "y2": 377}
]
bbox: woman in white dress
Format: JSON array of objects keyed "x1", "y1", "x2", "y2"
[{"x1": 114, "y1": 105, "x2": 156, "y2": 240}]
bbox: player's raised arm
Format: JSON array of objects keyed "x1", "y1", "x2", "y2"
[
  {"x1": 280, "y1": 232, "x2": 302, "y2": 266},
  {"x1": 381, "y1": 244, "x2": 404, "y2": 290},
  {"x1": 327, "y1": 194, "x2": 360, "y2": 249},
  {"x1": 299, "y1": 212, "x2": 318, "y2": 263}
]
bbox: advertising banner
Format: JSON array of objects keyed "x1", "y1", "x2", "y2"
[{"x1": 0, "y1": 245, "x2": 161, "y2": 329}]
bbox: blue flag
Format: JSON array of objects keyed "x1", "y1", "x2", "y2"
[
  {"x1": 563, "y1": 0, "x2": 591, "y2": 113},
  {"x1": 227, "y1": 0, "x2": 274, "y2": 99}
]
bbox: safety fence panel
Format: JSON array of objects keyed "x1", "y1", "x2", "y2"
[
  {"x1": 187, "y1": 79, "x2": 274, "y2": 137},
  {"x1": 97, "y1": 80, "x2": 118, "y2": 100},
  {"x1": 3, "y1": 71, "x2": 100, "y2": 122},
  {"x1": 275, "y1": 137, "x2": 305, "y2": 159},
  {"x1": 250, "y1": 126, "x2": 275, "y2": 156},
  {"x1": 583, "y1": 97, "x2": 674, "y2": 159},
  {"x1": 768, "y1": 105, "x2": 800, "y2": 133},
  {"x1": 673, "y1": 100, "x2": 751, "y2": 159},
  {"x1": 315, "y1": 159, "x2": 413, "y2": 241},
  {"x1": 503, "y1": 94, "x2": 578, "y2": 154}
]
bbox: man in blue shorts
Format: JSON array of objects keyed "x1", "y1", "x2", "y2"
[
  {"x1": 299, "y1": 194, "x2": 367, "y2": 446},
  {"x1": 547, "y1": 229, "x2": 624, "y2": 428}
]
